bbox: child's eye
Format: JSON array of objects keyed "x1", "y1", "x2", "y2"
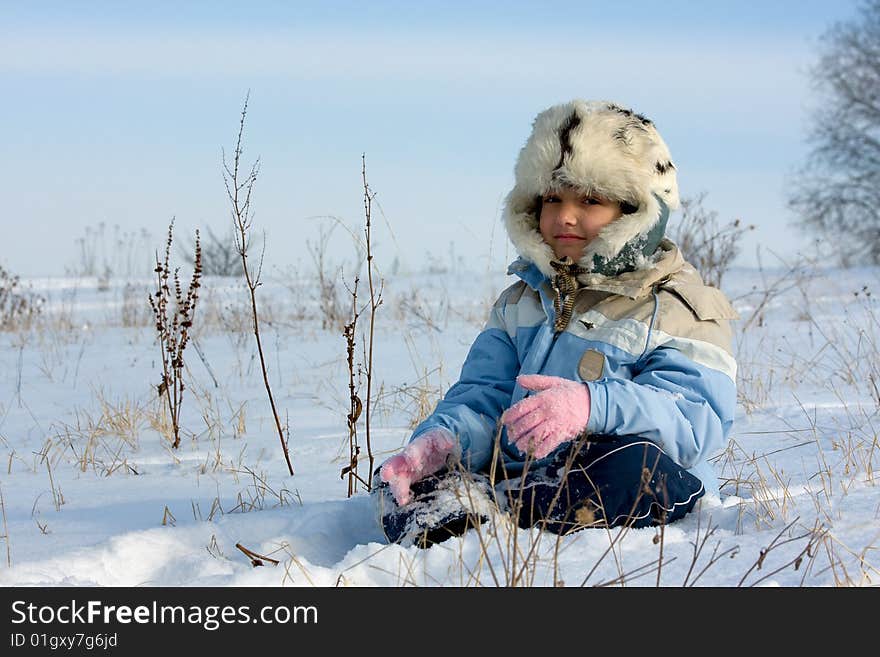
[
  {"x1": 582, "y1": 197, "x2": 600, "y2": 205},
  {"x1": 543, "y1": 195, "x2": 559, "y2": 203}
]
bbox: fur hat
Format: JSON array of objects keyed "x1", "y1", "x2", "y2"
[{"x1": 503, "y1": 100, "x2": 679, "y2": 279}]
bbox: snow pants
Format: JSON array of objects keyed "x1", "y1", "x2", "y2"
[{"x1": 373, "y1": 435, "x2": 706, "y2": 548}]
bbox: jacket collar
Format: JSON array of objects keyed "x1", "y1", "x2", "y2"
[
  {"x1": 508, "y1": 239, "x2": 685, "y2": 300},
  {"x1": 506, "y1": 257, "x2": 546, "y2": 291}
]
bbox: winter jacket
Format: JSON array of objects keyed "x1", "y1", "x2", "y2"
[{"x1": 409, "y1": 239, "x2": 739, "y2": 498}]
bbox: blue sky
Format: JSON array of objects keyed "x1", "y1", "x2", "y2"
[{"x1": 0, "y1": 1, "x2": 862, "y2": 277}]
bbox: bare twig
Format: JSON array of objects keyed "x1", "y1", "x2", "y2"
[
  {"x1": 594, "y1": 556, "x2": 674, "y2": 587},
  {"x1": 737, "y1": 517, "x2": 822, "y2": 587},
  {"x1": 235, "y1": 542, "x2": 280, "y2": 567},
  {"x1": 682, "y1": 513, "x2": 741, "y2": 586},
  {"x1": 0, "y1": 484, "x2": 11, "y2": 566},
  {"x1": 361, "y1": 154, "x2": 384, "y2": 486},
  {"x1": 654, "y1": 520, "x2": 666, "y2": 586},
  {"x1": 743, "y1": 520, "x2": 827, "y2": 587},
  {"x1": 190, "y1": 335, "x2": 219, "y2": 389},
  {"x1": 224, "y1": 92, "x2": 294, "y2": 476}
]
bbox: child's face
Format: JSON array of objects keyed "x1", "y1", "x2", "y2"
[{"x1": 538, "y1": 186, "x2": 623, "y2": 261}]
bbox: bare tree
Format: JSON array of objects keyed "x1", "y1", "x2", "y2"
[{"x1": 789, "y1": 0, "x2": 880, "y2": 265}]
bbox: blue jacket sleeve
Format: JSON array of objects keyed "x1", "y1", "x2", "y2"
[
  {"x1": 410, "y1": 325, "x2": 519, "y2": 472},
  {"x1": 585, "y1": 345, "x2": 736, "y2": 469}
]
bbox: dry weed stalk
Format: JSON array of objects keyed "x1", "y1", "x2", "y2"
[
  {"x1": 229, "y1": 465, "x2": 296, "y2": 510},
  {"x1": 307, "y1": 223, "x2": 348, "y2": 332},
  {"x1": 816, "y1": 531, "x2": 880, "y2": 586},
  {"x1": 341, "y1": 275, "x2": 368, "y2": 496},
  {"x1": 0, "y1": 264, "x2": 44, "y2": 331},
  {"x1": 0, "y1": 484, "x2": 11, "y2": 566},
  {"x1": 120, "y1": 282, "x2": 151, "y2": 328},
  {"x1": 148, "y1": 219, "x2": 203, "y2": 449},
  {"x1": 736, "y1": 516, "x2": 826, "y2": 587},
  {"x1": 223, "y1": 92, "x2": 294, "y2": 476},
  {"x1": 280, "y1": 542, "x2": 317, "y2": 585},
  {"x1": 669, "y1": 193, "x2": 754, "y2": 289},
  {"x1": 681, "y1": 513, "x2": 740, "y2": 586},
  {"x1": 206, "y1": 497, "x2": 224, "y2": 522},
  {"x1": 34, "y1": 440, "x2": 65, "y2": 512},
  {"x1": 361, "y1": 154, "x2": 384, "y2": 484},
  {"x1": 377, "y1": 364, "x2": 444, "y2": 430},
  {"x1": 206, "y1": 534, "x2": 224, "y2": 559},
  {"x1": 394, "y1": 287, "x2": 444, "y2": 332},
  {"x1": 32, "y1": 496, "x2": 50, "y2": 535},
  {"x1": 161, "y1": 506, "x2": 176, "y2": 526},
  {"x1": 185, "y1": 335, "x2": 218, "y2": 389},
  {"x1": 734, "y1": 248, "x2": 817, "y2": 333}
]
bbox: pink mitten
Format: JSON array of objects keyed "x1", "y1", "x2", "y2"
[
  {"x1": 501, "y1": 374, "x2": 591, "y2": 459},
  {"x1": 379, "y1": 429, "x2": 456, "y2": 506}
]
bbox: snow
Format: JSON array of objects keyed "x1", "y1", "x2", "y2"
[{"x1": 0, "y1": 262, "x2": 878, "y2": 588}]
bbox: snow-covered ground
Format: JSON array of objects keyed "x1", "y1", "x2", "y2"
[{"x1": 1, "y1": 259, "x2": 878, "y2": 587}]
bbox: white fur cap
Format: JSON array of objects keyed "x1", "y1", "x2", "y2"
[{"x1": 503, "y1": 100, "x2": 679, "y2": 279}]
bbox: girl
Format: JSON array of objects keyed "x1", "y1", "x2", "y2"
[{"x1": 374, "y1": 99, "x2": 739, "y2": 548}]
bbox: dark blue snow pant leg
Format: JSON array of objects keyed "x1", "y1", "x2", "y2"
[{"x1": 507, "y1": 435, "x2": 705, "y2": 534}]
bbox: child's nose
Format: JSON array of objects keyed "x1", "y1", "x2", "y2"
[{"x1": 558, "y1": 202, "x2": 579, "y2": 224}]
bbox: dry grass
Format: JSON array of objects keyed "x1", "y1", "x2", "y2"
[
  {"x1": 4, "y1": 205, "x2": 878, "y2": 588},
  {"x1": 50, "y1": 389, "x2": 147, "y2": 477}
]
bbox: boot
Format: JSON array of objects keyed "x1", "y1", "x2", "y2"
[{"x1": 373, "y1": 468, "x2": 496, "y2": 548}]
